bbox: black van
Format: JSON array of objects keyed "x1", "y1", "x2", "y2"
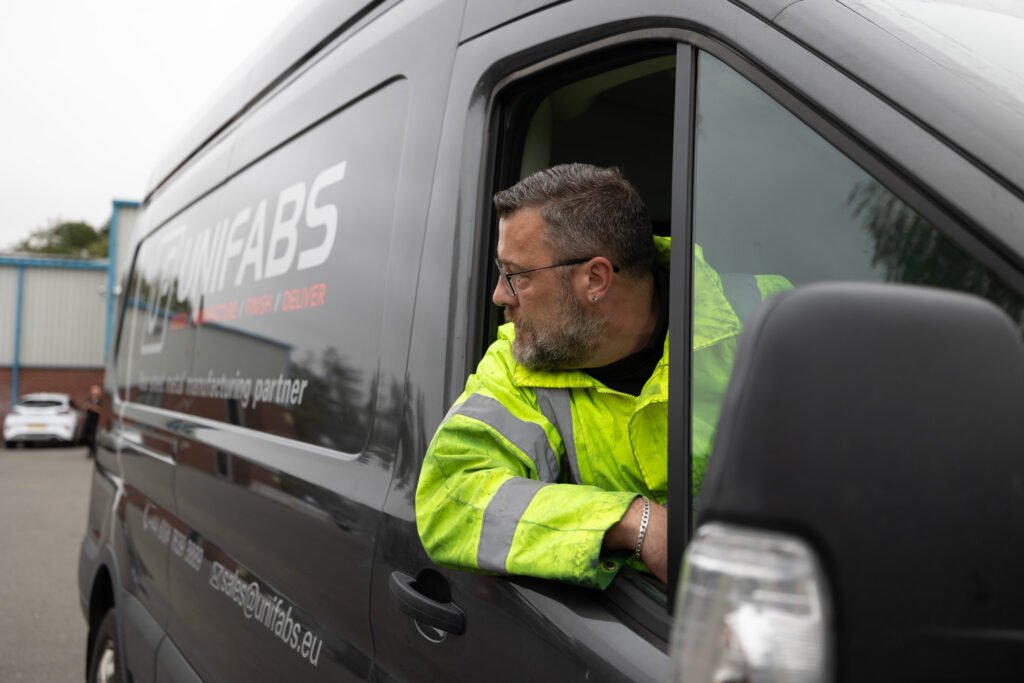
[{"x1": 79, "y1": 1, "x2": 1024, "y2": 681}]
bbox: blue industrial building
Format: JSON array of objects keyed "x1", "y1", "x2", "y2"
[{"x1": 0, "y1": 200, "x2": 138, "y2": 413}]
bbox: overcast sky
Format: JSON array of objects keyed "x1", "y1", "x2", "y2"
[{"x1": 0, "y1": 0, "x2": 305, "y2": 250}]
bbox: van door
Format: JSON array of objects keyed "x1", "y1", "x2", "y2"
[
  {"x1": 372, "y1": 4, "x2": 689, "y2": 681},
  {"x1": 372, "y1": 0, "x2": 1024, "y2": 679},
  {"x1": 157, "y1": 1, "x2": 465, "y2": 681}
]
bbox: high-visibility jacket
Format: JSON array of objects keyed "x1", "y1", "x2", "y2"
[{"x1": 416, "y1": 237, "x2": 789, "y2": 588}]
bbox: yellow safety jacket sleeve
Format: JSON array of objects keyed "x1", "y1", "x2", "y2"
[{"x1": 416, "y1": 331, "x2": 643, "y2": 589}]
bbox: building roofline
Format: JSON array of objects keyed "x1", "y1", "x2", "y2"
[{"x1": 0, "y1": 254, "x2": 109, "y2": 271}]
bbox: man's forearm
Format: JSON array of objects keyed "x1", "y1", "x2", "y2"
[{"x1": 603, "y1": 496, "x2": 668, "y2": 584}]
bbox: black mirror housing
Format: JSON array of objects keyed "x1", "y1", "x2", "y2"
[{"x1": 698, "y1": 282, "x2": 1024, "y2": 681}]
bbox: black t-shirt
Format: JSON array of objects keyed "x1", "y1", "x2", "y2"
[
  {"x1": 584, "y1": 272, "x2": 668, "y2": 396},
  {"x1": 83, "y1": 399, "x2": 101, "y2": 431}
]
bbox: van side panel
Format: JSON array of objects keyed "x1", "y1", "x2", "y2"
[
  {"x1": 102, "y1": 0, "x2": 470, "y2": 680},
  {"x1": 160, "y1": 80, "x2": 408, "y2": 680}
]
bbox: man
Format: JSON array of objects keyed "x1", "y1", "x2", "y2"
[
  {"x1": 82, "y1": 384, "x2": 102, "y2": 458},
  {"x1": 416, "y1": 164, "x2": 786, "y2": 588}
]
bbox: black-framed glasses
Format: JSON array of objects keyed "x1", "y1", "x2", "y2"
[{"x1": 494, "y1": 257, "x2": 619, "y2": 297}]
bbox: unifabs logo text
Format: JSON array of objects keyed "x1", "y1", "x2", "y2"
[{"x1": 138, "y1": 161, "x2": 346, "y2": 355}]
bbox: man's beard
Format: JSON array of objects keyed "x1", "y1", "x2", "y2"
[{"x1": 508, "y1": 280, "x2": 606, "y2": 371}]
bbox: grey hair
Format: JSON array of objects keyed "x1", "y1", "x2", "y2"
[{"x1": 493, "y1": 163, "x2": 654, "y2": 278}]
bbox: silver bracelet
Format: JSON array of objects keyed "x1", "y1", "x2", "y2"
[{"x1": 634, "y1": 497, "x2": 651, "y2": 561}]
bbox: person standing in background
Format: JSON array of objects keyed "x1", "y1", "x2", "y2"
[{"x1": 82, "y1": 385, "x2": 102, "y2": 458}]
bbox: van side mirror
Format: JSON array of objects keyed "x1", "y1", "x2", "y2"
[{"x1": 673, "y1": 282, "x2": 1024, "y2": 681}]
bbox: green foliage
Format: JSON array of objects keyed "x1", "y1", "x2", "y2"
[
  {"x1": 850, "y1": 180, "x2": 1023, "y2": 324},
  {"x1": 13, "y1": 219, "x2": 108, "y2": 257}
]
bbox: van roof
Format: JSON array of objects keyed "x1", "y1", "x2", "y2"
[
  {"x1": 749, "y1": 0, "x2": 1024, "y2": 201},
  {"x1": 145, "y1": 0, "x2": 1024, "y2": 205},
  {"x1": 145, "y1": 0, "x2": 381, "y2": 203}
]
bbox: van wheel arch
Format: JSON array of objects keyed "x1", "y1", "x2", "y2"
[{"x1": 86, "y1": 567, "x2": 115, "y2": 679}]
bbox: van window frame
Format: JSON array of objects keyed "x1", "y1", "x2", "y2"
[
  {"x1": 480, "y1": 34, "x2": 684, "y2": 648},
  {"x1": 486, "y1": 40, "x2": 680, "y2": 352}
]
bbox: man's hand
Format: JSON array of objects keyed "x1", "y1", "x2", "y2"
[{"x1": 603, "y1": 496, "x2": 668, "y2": 584}]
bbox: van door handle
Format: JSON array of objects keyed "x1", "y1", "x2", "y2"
[{"x1": 389, "y1": 571, "x2": 466, "y2": 635}]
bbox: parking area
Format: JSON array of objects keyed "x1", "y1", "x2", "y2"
[{"x1": 0, "y1": 446, "x2": 91, "y2": 682}]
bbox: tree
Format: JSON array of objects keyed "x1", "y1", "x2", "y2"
[
  {"x1": 850, "y1": 180, "x2": 1023, "y2": 324},
  {"x1": 12, "y1": 218, "x2": 108, "y2": 258}
]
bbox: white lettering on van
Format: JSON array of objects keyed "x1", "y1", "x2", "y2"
[
  {"x1": 236, "y1": 199, "x2": 268, "y2": 286},
  {"x1": 139, "y1": 224, "x2": 186, "y2": 355},
  {"x1": 298, "y1": 161, "x2": 346, "y2": 271},
  {"x1": 209, "y1": 218, "x2": 230, "y2": 293},
  {"x1": 135, "y1": 159, "x2": 346, "y2": 356},
  {"x1": 188, "y1": 221, "x2": 215, "y2": 300},
  {"x1": 219, "y1": 206, "x2": 252, "y2": 291},
  {"x1": 264, "y1": 182, "x2": 305, "y2": 279},
  {"x1": 208, "y1": 560, "x2": 325, "y2": 667},
  {"x1": 173, "y1": 230, "x2": 197, "y2": 301}
]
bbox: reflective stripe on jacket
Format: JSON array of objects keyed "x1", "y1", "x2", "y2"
[{"x1": 415, "y1": 237, "x2": 789, "y2": 588}]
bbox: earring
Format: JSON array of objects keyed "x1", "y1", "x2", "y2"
[{"x1": 591, "y1": 295, "x2": 598, "y2": 303}]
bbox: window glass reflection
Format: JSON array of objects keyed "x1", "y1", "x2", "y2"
[
  {"x1": 690, "y1": 52, "x2": 1024, "y2": 490},
  {"x1": 121, "y1": 82, "x2": 409, "y2": 453}
]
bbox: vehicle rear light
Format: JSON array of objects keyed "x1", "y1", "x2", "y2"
[{"x1": 670, "y1": 523, "x2": 832, "y2": 683}]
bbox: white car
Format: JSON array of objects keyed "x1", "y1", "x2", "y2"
[{"x1": 4, "y1": 393, "x2": 82, "y2": 448}]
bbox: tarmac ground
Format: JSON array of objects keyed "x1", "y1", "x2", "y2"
[{"x1": 0, "y1": 445, "x2": 92, "y2": 682}]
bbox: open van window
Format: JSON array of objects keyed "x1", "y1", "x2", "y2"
[
  {"x1": 471, "y1": 47, "x2": 680, "y2": 646},
  {"x1": 486, "y1": 48, "x2": 677, "y2": 353}
]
